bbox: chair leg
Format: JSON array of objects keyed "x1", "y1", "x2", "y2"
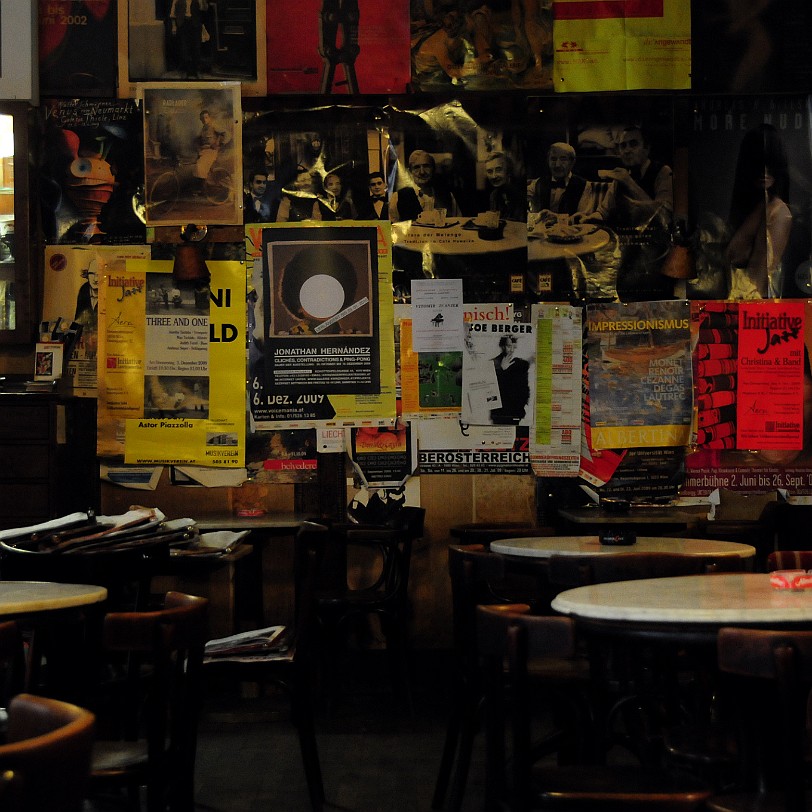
[
  {"x1": 291, "y1": 676, "x2": 325, "y2": 812},
  {"x1": 381, "y1": 616, "x2": 413, "y2": 715},
  {"x1": 446, "y1": 693, "x2": 482, "y2": 812},
  {"x1": 432, "y1": 700, "x2": 462, "y2": 809}
]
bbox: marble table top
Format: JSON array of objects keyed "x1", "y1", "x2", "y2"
[
  {"x1": 551, "y1": 573, "x2": 812, "y2": 625},
  {"x1": 490, "y1": 536, "x2": 755, "y2": 559},
  {"x1": 0, "y1": 581, "x2": 108, "y2": 615}
]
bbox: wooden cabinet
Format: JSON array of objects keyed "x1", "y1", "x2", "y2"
[{"x1": 0, "y1": 393, "x2": 98, "y2": 529}]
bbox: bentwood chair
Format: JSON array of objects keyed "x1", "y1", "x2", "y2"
[
  {"x1": 546, "y1": 551, "x2": 732, "y2": 589},
  {"x1": 0, "y1": 693, "x2": 96, "y2": 812},
  {"x1": 313, "y1": 507, "x2": 425, "y2": 713},
  {"x1": 449, "y1": 522, "x2": 547, "y2": 547},
  {"x1": 86, "y1": 591, "x2": 209, "y2": 812},
  {"x1": 704, "y1": 627, "x2": 812, "y2": 812},
  {"x1": 432, "y1": 545, "x2": 592, "y2": 812},
  {"x1": 203, "y1": 521, "x2": 329, "y2": 812},
  {"x1": 0, "y1": 621, "x2": 26, "y2": 702},
  {"x1": 766, "y1": 549, "x2": 812, "y2": 572},
  {"x1": 477, "y1": 604, "x2": 712, "y2": 812}
]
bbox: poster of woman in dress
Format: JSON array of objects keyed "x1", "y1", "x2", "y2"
[{"x1": 683, "y1": 95, "x2": 812, "y2": 300}]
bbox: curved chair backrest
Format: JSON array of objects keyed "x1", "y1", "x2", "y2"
[
  {"x1": 547, "y1": 552, "x2": 711, "y2": 588},
  {"x1": 0, "y1": 693, "x2": 95, "y2": 812},
  {"x1": 478, "y1": 605, "x2": 711, "y2": 811},
  {"x1": 0, "y1": 621, "x2": 26, "y2": 700},
  {"x1": 765, "y1": 549, "x2": 812, "y2": 572},
  {"x1": 717, "y1": 627, "x2": 812, "y2": 811},
  {"x1": 448, "y1": 544, "x2": 508, "y2": 664},
  {"x1": 450, "y1": 522, "x2": 550, "y2": 547},
  {"x1": 95, "y1": 591, "x2": 209, "y2": 811}
]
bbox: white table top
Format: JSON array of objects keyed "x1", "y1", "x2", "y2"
[
  {"x1": 551, "y1": 573, "x2": 812, "y2": 626},
  {"x1": 392, "y1": 219, "x2": 527, "y2": 255},
  {"x1": 0, "y1": 581, "x2": 108, "y2": 615},
  {"x1": 490, "y1": 536, "x2": 755, "y2": 559}
]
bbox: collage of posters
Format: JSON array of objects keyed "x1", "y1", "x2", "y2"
[{"x1": 31, "y1": 1, "x2": 812, "y2": 501}]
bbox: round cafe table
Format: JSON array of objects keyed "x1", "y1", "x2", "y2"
[
  {"x1": 550, "y1": 572, "x2": 812, "y2": 764},
  {"x1": 391, "y1": 218, "x2": 528, "y2": 255},
  {"x1": 490, "y1": 535, "x2": 756, "y2": 562},
  {"x1": 551, "y1": 573, "x2": 812, "y2": 642},
  {"x1": 527, "y1": 225, "x2": 611, "y2": 262},
  {"x1": 0, "y1": 581, "x2": 108, "y2": 698},
  {"x1": 0, "y1": 581, "x2": 107, "y2": 617}
]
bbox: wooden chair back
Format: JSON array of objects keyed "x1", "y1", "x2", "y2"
[
  {"x1": 204, "y1": 522, "x2": 329, "y2": 812},
  {"x1": 0, "y1": 693, "x2": 95, "y2": 812},
  {"x1": 449, "y1": 522, "x2": 548, "y2": 547},
  {"x1": 547, "y1": 551, "x2": 714, "y2": 588},
  {"x1": 477, "y1": 604, "x2": 711, "y2": 811},
  {"x1": 90, "y1": 590, "x2": 209, "y2": 812},
  {"x1": 711, "y1": 627, "x2": 812, "y2": 811},
  {"x1": 0, "y1": 621, "x2": 25, "y2": 700},
  {"x1": 765, "y1": 549, "x2": 812, "y2": 572}
]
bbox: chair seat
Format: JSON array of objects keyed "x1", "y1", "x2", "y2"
[
  {"x1": 529, "y1": 655, "x2": 591, "y2": 683},
  {"x1": 91, "y1": 739, "x2": 149, "y2": 773},
  {"x1": 706, "y1": 792, "x2": 803, "y2": 811},
  {"x1": 535, "y1": 764, "x2": 711, "y2": 808},
  {"x1": 663, "y1": 721, "x2": 740, "y2": 769}
]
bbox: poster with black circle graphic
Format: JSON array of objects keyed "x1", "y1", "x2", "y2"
[{"x1": 259, "y1": 224, "x2": 380, "y2": 398}]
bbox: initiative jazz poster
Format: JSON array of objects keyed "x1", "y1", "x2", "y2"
[
  {"x1": 683, "y1": 299, "x2": 812, "y2": 497},
  {"x1": 42, "y1": 244, "x2": 150, "y2": 397}
]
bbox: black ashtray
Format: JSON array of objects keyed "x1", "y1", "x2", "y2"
[
  {"x1": 599, "y1": 530, "x2": 637, "y2": 546},
  {"x1": 599, "y1": 498, "x2": 630, "y2": 514},
  {"x1": 477, "y1": 220, "x2": 506, "y2": 240}
]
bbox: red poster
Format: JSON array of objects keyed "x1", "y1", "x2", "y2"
[
  {"x1": 736, "y1": 302, "x2": 805, "y2": 451},
  {"x1": 267, "y1": 1, "x2": 410, "y2": 94}
]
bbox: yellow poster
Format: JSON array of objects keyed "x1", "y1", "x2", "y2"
[
  {"x1": 97, "y1": 258, "x2": 245, "y2": 466},
  {"x1": 553, "y1": 0, "x2": 690, "y2": 92},
  {"x1": 42, "y1": 245, "x2": 150, "y2": 398}
]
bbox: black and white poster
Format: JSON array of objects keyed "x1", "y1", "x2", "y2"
[{"x1": 258, "y1": 223, "x2": 381, "y2": 397}]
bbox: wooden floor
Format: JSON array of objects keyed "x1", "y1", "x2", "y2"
[
  {"x1": 86, "y1": 649, "x2": 487, "y2": 812},
  {"x1": 194, "y1": 649, "x2": 486, "y2": 812}
]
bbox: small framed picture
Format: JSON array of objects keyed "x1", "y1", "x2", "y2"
[
  {"x1": 35, "y1": 342, "x2": 64, "y2": 381},
  {"x1": 117, "y1": 0, "x2": 266, "y2": 98},
  {"x1": 140, "y1": 81, "x2": 243, "y2": 226}
]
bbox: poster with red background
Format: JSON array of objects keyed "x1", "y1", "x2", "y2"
[{"x1": 267, "y1": 1, "x2": 410, "y2": 94}]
